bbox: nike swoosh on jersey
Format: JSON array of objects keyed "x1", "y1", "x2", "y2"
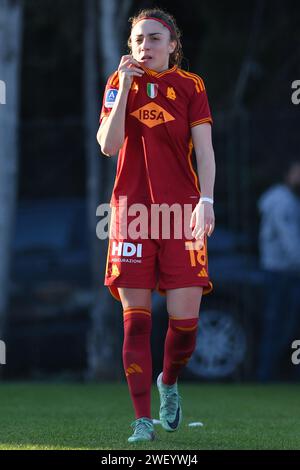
[{"x1": 166, "y1": 406, "x2": 180, "y2": 429}]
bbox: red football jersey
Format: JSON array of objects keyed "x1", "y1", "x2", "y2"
[{"x1": 99, "y1": 64, "x2": 213, "y2": 207}]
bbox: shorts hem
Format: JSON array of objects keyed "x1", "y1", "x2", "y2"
[
  {"x1": 105, "y1": 281, "x2": 156, "y2": 289},
  {"x1": 158, "y1": 280, "x2": 213, "y2": 296},
  {"x1": 105, "y1": 280, "x2": 213, "y2": 301},
  {"x1": 105, "y1": 282, "x2": 157, "y2": 302}
]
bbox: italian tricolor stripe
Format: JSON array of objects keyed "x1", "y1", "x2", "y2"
[{"x1": 147, "y1": 83, "x2": 156, "y2": 98}]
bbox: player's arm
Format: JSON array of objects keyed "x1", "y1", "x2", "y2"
[
  {"x1": 97, "y1": 55, "x2": 144, "y2": 157},
  {"x1": 97, "y1": 86, "x2": 130, "y2": 157},
  {"x1": 192, "y1": 123, "x2": 215, "y2": 201},
  {"x1": 190, "y1": 123, "x2": 216, "y2": 238},
  {"x1": 188, "y1": 76, "x2": 215, "y2": 200}
]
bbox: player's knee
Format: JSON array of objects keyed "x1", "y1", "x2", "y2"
[
  {"x1": 118, "y1": 288, "x2": 152, "y2": 309},
  {"x1": 169, "y1": 317, "x2": 198, "y2": 332},
  {"x1": 168, "y1": 317, "x2": 199, "y2": 348},
  {"x1": 124, "y1": 317, "x2": 152, "y2": 336},
  {"x1": 168, "y1": 312, "x2": 199, "y2": 320},
  {"x1": 123, "y1": 308, "x2": 152, "y2": 336}
]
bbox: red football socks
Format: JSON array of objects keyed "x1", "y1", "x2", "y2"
[
  {"x1": 162, "y1": 317, "x2": 199, "y2": 386},
  {"x1": 122, "y1": 306, "x2": 152, "y2": 419}
]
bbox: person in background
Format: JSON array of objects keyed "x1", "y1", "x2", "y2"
[{"x1": 257, "y1": 160, "x2": 300, "y2": 381}]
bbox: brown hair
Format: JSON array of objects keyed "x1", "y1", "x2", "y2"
[{"x1": 127, "y1": 7, "x2": 183, "y2": 68}]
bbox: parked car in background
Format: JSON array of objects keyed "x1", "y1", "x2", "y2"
[{"x1": 6, "y1": 198, "x2": 93, "y2": 379}]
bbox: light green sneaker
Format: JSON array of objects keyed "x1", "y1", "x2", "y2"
[
  {"x1": 128, "y1": 417, "x2": 155, "y2": 443},
  {"x1": 157, "y1": 372, "x2": 182, "y2": 432}
]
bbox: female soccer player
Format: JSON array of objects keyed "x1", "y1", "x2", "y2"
[{"x1": 97, "y1": 8, "x2": 216, "y2": 443}]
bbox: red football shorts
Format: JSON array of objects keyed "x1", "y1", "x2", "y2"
[{"x1": 104, "y1": 204, "x2": 213, "y2": 302}]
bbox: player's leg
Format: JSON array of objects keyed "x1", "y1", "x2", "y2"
[
  {"x1": 118, "y1": 287, "x2": 152, "y2": 310},
  {"x1": 157, "y1": 287, "x2": 202, "y2": 432},
  {"x1": 163, "y1": 286, "x2": 202, "y2": 383},
  {"x1": 118, "y1": 287, "x2": 155, "y2": 442},
  {"x1": 166, "y1": 286, "x2": 203, "y2": 319},
  {"x1": 158, "y1": 232, "x2": 208, "y2": 384},
  {"x1": 104, "y1": 205, "x2": 157, "y2": 441},
  {"x1": 156, "y1": 207, "x2": 210, "y2": 431}
]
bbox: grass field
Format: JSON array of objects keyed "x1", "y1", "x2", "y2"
[{"x1": 0, "y1": 382, "x2": 299, "y2": 450}]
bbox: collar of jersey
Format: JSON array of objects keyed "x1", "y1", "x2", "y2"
[{"x1": 139, "y1": 63, "x2": 177, "y2": 78}]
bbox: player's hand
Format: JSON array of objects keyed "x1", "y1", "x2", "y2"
[
  {"x1": 190, "y1": 200, "x2": 215, "y2": 241},
  {"x1": 118, "y1": 55, "x2": 144, "y2": 91}
]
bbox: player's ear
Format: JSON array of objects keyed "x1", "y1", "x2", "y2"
[{"x1": 168, "y1": 40, "x2": 177, "y2": 54}]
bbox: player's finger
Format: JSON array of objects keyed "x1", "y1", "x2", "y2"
[
  {"x1": 125, "y1": 70, "x2": 144, "y2": 77},
  {"x1": 194, "y1": 232, "x2": 204, "y2": 248},
  {"x1": 192, "y1": 211, "x2": 201, "y2": 230},
  {"x1": 192, "y1": 225, "x2": 202, "y2": 238},
  {"x1": 119, "y1": 56, "x2": 141, "y2": 69},
  {"x1": 129, "y1": 55, "x2": 143, "y2": 66},
  {"x1": 207, "y1": 224, "x2": 213, "y2": 236},
  {"x1": 121, "y1": 54, "x2": 138, "y2": 62},
  {"x1": 119, "y1": 60, "x2": 140, "y2": 69},
  {"x1": 192, "y1": 224, "x2": 198, "y2": 238},
  {"x1": 190, "y1": 210, "x2": 196, "y2": 229},
  {"x1": 120, "y1": 64, "x2": 144, "y2": 73},
  {"x1": 207, "y1": 222, "x2": 215, "y2": 237},
  {"x1": 123, "y1": 56, "x2": 143, "y2": 68},
  {"x1": 206, "y1": 224, "x2": 212, "y2": 236},
  {"x1": 191, "y1": 221, "x2": 199, "y2": 236},
  {"x1": 195, "y1": 228, "x2": 205, "y2": 240},
  {"x1": 126, "y1": 66, "x2": 145, "y2": 74},
  {"x1": 119, "y1": 66, "x2": 143, "y2": 76},
  {"x1": 119, "y1": 56, "x2": 132, "y2": 67}
]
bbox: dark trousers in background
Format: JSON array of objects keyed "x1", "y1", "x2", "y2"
[{"x1": 257, "y1": 269, "x2": 300, "y2": 382}]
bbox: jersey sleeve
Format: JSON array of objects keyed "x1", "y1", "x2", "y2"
[
  {"x1": 188, "y1": 76, "x2": 213, "y2": 128},
  {"x1": 99, "y1": 71, "x2": 119, "y2": 125}
]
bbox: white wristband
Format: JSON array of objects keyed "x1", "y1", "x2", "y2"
[{"x1": 199, "y1": 197, "x2": 214, "y2": 204}]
